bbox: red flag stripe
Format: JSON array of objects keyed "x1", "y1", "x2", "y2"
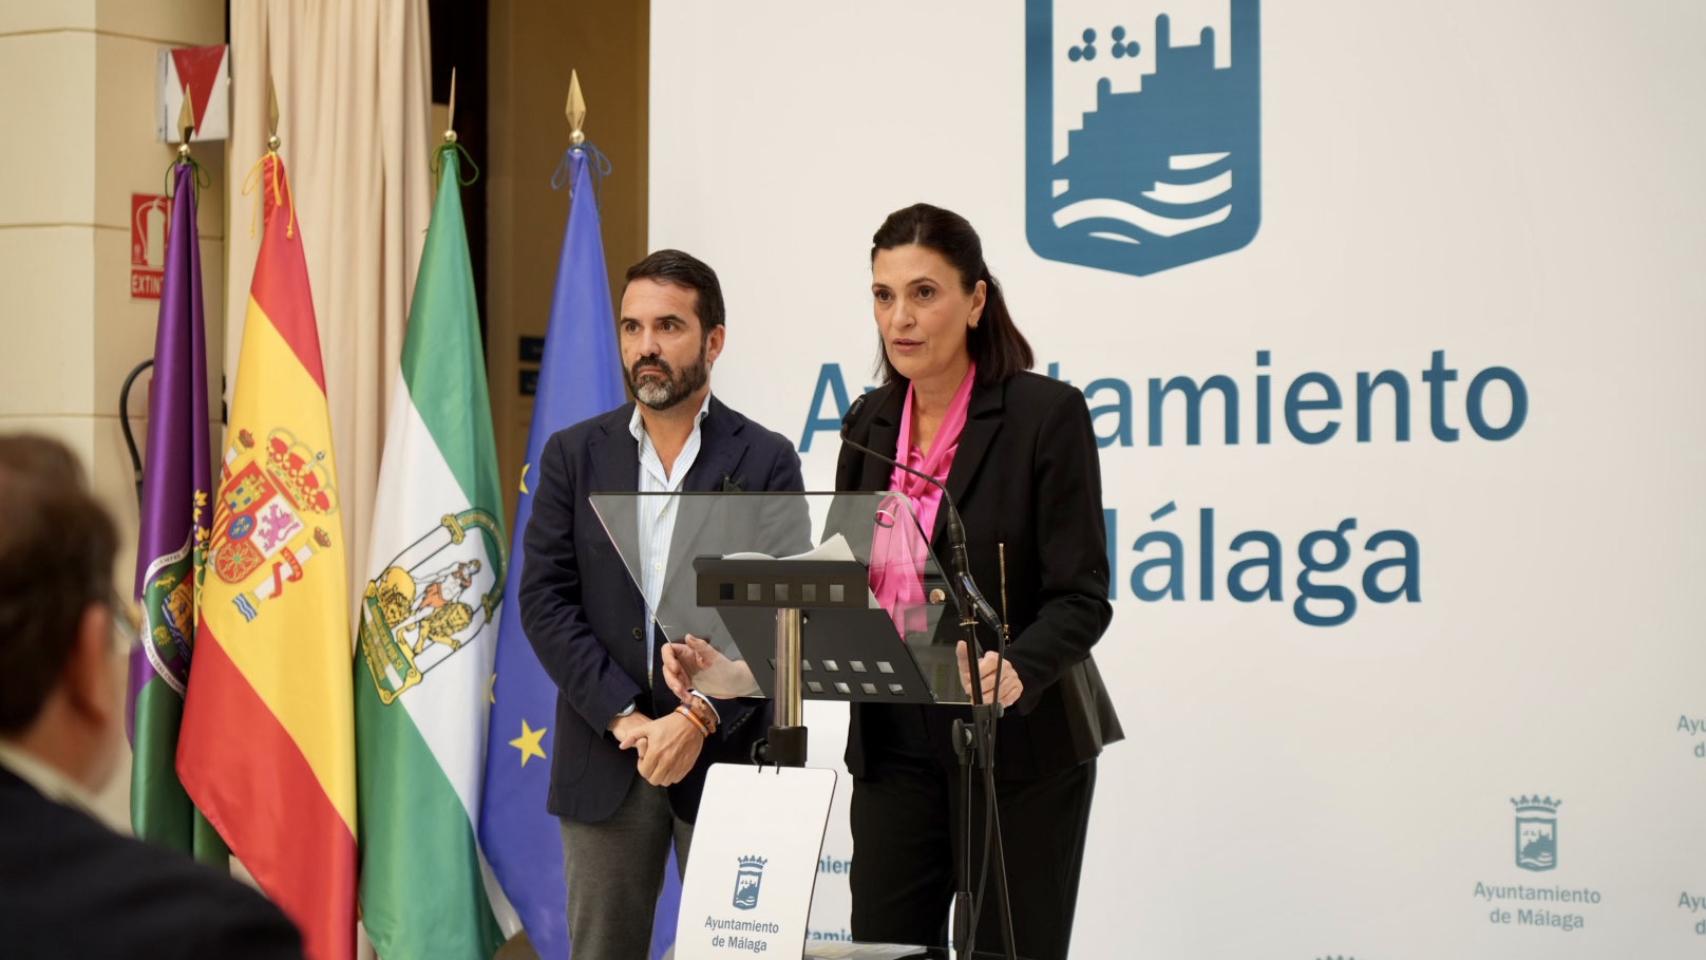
[
  {"x1": 248, "y1": 155, "x2": 328, "y2": 393},
  {"x1": 176, "y1": 629, "x2": 355, "y2": 960}
]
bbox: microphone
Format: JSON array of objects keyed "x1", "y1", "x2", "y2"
[
  {"x1": 957, "y1": 571, "x2": 1002, "y2": 634},
  {"x1": 839, "y1": 396, "x2": 1003, "y2": 636}
]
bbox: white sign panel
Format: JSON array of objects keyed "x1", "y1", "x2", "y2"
[
  {"x1": 678, "y1": 763, "x2": 838, "y2": 959},
  {"x1": 651, "y1": 1, "x2": 1706, "y2": 955}
]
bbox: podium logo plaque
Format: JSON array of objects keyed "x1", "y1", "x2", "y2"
[{"x1": 733, "y1": 855, "x2": 768, "y2": 910}]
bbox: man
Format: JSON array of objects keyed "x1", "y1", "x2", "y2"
[
  {"x1": 0, "y1": 434, "x2": 303, "y2": 959},
  {"x1": 520, "y1": 249, "x2": 805, "y2": 957}
]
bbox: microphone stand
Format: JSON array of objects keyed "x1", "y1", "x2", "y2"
[{"x1": 841, "y1": 411, "x2": 1018, "y2": 960}]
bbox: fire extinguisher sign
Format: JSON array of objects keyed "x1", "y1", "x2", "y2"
[{"x1": 130, "y1": 193, "x2": 171, "y2": 300}]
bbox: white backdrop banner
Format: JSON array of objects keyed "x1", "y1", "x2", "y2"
[{"x1": 649, "y1": 1, "x2": 1706, "y2": 956}]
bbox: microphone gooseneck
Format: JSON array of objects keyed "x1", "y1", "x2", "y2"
[{"x1": 838, "y1": 400, "x2": 998, "y2": 632}]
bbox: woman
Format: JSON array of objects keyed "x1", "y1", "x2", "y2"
[
  {"x1": 666, "y1": 203, "x2": 1120, "y2": 958},
  {"x1": 838, "y1": 202, "x2": 1119, "y2": 959}
]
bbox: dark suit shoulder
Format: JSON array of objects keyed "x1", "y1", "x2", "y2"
[
  {"x1": 0, "y1": 774, "x2": 302, "y2": 958},
  {"x1": 714, "y1": 398, "x2": 798, "y2": 459},
  {"x1": 843, "y1": 382, "x2": 902, "y2": 434},
  {"x1": 1002, "y1": 370, "x2": 1085, "y2": 410},
  {"x1": 860, "y1": 380, "x2": 906, "y2": 408},
  {"x1": 543, "y1": 402, "x2": 633, "y2": 456}
]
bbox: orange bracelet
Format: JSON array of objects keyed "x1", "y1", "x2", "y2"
[
  {"x1": 683, "y1": 694, "x2": 719, "y2": 734},
  {"x1": 674, "y1": 704, "x2": 709, "y2": 737}
]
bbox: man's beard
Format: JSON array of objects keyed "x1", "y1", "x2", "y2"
[{"x1": 626, "y1": 348, "x2": 709, "y2": 411}]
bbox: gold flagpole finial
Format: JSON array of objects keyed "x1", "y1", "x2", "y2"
[
  {"x1": 443, "y1": 66, "x2": 459, "y2": 144},
  {"x1": 566, "y1": 69, "x2": 586, "y2": 146},
  {"x1": 266, "y1": 76, "x2": 281, "y2": 152},
  {"x1": 177, "y1": 85, "x2": 195, "y2": 159}
]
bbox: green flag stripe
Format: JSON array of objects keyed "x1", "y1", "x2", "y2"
[
  {"x1": 355, "y1": 667, "x2": 503, "y2": 958},
  {"x1": 132, "y1": 678, "x2": 230, "y2": 866},
  {"x1": 399, "y1": 151, "x2": 505, "y2": 516},
  {"x1": 131, "y1": 678, "x2": 193, "y2": 847}
]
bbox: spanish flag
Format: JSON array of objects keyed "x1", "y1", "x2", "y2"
[{"x1": 177, "y1": 153, "x2": 355, "y2": 960}]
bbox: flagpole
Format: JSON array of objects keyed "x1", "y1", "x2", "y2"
[
  {"x1": 180, "y1": 82, "x2": 231, "y2": 862},
  {"x1": 129, "y1": 73, "x2": 232, "y2": 870},
  {"x1": 122, "y1": 93, "x2": 192, "y2": 508},
  {"x1": 177, "y1": 84, "x2": 195, "y2": 161},
  {"x1": 182, "y1": 69, "x2": 359, "y2": 960},
  {"x1": 480, "y1": 70, "x2": 661, "y2": 960},
  {"x1": 268, "y1": 73, "x2": 281, "y2": 153},
  {"x1": 446, "y1": 66, "x2": 458, "y2": 144},
  {"x1": 567, "y1": 68, "x2": 586, "y2": 147},
  {"x1": 354, "y1": 62, "x2": 510, "y2": 958}
]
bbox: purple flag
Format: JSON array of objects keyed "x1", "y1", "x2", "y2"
[{"x1": 128, "y1": 159, "x2": 222, "y2": 860}]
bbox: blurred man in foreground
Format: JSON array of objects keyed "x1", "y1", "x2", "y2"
[{"x1": 0, "y1": 433, "x2": 303, "y2": 959}]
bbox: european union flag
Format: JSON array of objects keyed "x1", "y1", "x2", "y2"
[{"x1": 479, "y1": 146, "x2": 682, "y2": 959}]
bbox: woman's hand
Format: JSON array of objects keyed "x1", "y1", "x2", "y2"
[
  {"x1": 956, "y1": 640, "x2": 1024, "y2": 708},
  {"x1": 662, "y1": 633, "x2": 760, "y2": 699}
]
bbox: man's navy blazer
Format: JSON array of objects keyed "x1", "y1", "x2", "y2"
[{"x1": 519, "y1": 395, "x2": 804, "y2": 824}]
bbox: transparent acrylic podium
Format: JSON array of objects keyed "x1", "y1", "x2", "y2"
[
  {"x1": 589, "y1": 492, "x2": 972, "y2": 764},
  {"x1": 593, "y1": 492, "x2": 1011, "y2": 959}
]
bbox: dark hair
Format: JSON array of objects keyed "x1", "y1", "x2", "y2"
[
  {"x1": 623, "y1": 248, "x2": 726, "y2": 334},
  {"x1": 0, "y1": 434, "x2": 117, "y2": 733},
  {"x1": 871, "y1": 203, "x2": 1034, "y2": 386}
]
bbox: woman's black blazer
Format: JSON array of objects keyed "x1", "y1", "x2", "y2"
[{"x1": 836, "y1": 370, "x2": 1124, "y2": 781}]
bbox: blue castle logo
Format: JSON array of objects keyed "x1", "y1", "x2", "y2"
[
  {"x1": 1025, "y1": 0, "x2": 1261, "y2": 276},
  {"x1": 1512, "y1": 795, "x2": 1561, "y2": 872},
  {"x1": 732, "y1": 855, "x2": 768, "y2": 911}
]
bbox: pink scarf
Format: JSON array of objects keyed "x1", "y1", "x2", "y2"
[{"x1": 870, "y1": 363, "x2": 976, "y2": 636}]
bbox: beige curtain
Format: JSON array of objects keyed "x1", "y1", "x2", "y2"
[{"x1": 224, "y1": 0, "x2": 434, "y2": 610}]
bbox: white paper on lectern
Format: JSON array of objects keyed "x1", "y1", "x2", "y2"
[
  {"x1": 722, "y1": 532, "x2": 858, "y2": 563},
  {"x1": 676, "y1": 763, "x2": 837, "y2": 959}
]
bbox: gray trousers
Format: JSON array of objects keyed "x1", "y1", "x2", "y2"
[{"x1": 561, "y1": 779, "x2": 694, "y2": 960}]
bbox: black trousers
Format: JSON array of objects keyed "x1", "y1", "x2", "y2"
[{"x1": 848, "y1": 753, "x2": 1096, "y2": 960}]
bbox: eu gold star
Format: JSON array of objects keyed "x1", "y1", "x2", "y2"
[{"x1": 510, "y1": 718, "x2": 547, "y2": 767}]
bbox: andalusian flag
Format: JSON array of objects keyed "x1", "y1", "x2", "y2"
[
  {"x1": 354, "y1": 145, "x2": 507, "y2": 958},
  {"x1": 177, "y1": 153, "x2": 356, "y2": 960}
]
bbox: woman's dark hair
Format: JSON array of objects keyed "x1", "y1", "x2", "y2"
[{"x1": 870, "y1": 203, "x2": 1033, "y2": 386}]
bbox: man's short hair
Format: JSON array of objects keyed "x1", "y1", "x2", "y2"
[
  {"x1": 623, "y1": 249, "x2": 726, "y2": 334},
  {"x1": 0, "y1": 435, "x2": 117, "y2": 734}
]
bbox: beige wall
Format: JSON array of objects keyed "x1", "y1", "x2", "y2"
[
  {"x1": 487, "y1": 0, "x2": 649, "y2": 521},
  {"x1": 0, "y1": 0, "x2": 227, "y2": 829}
]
